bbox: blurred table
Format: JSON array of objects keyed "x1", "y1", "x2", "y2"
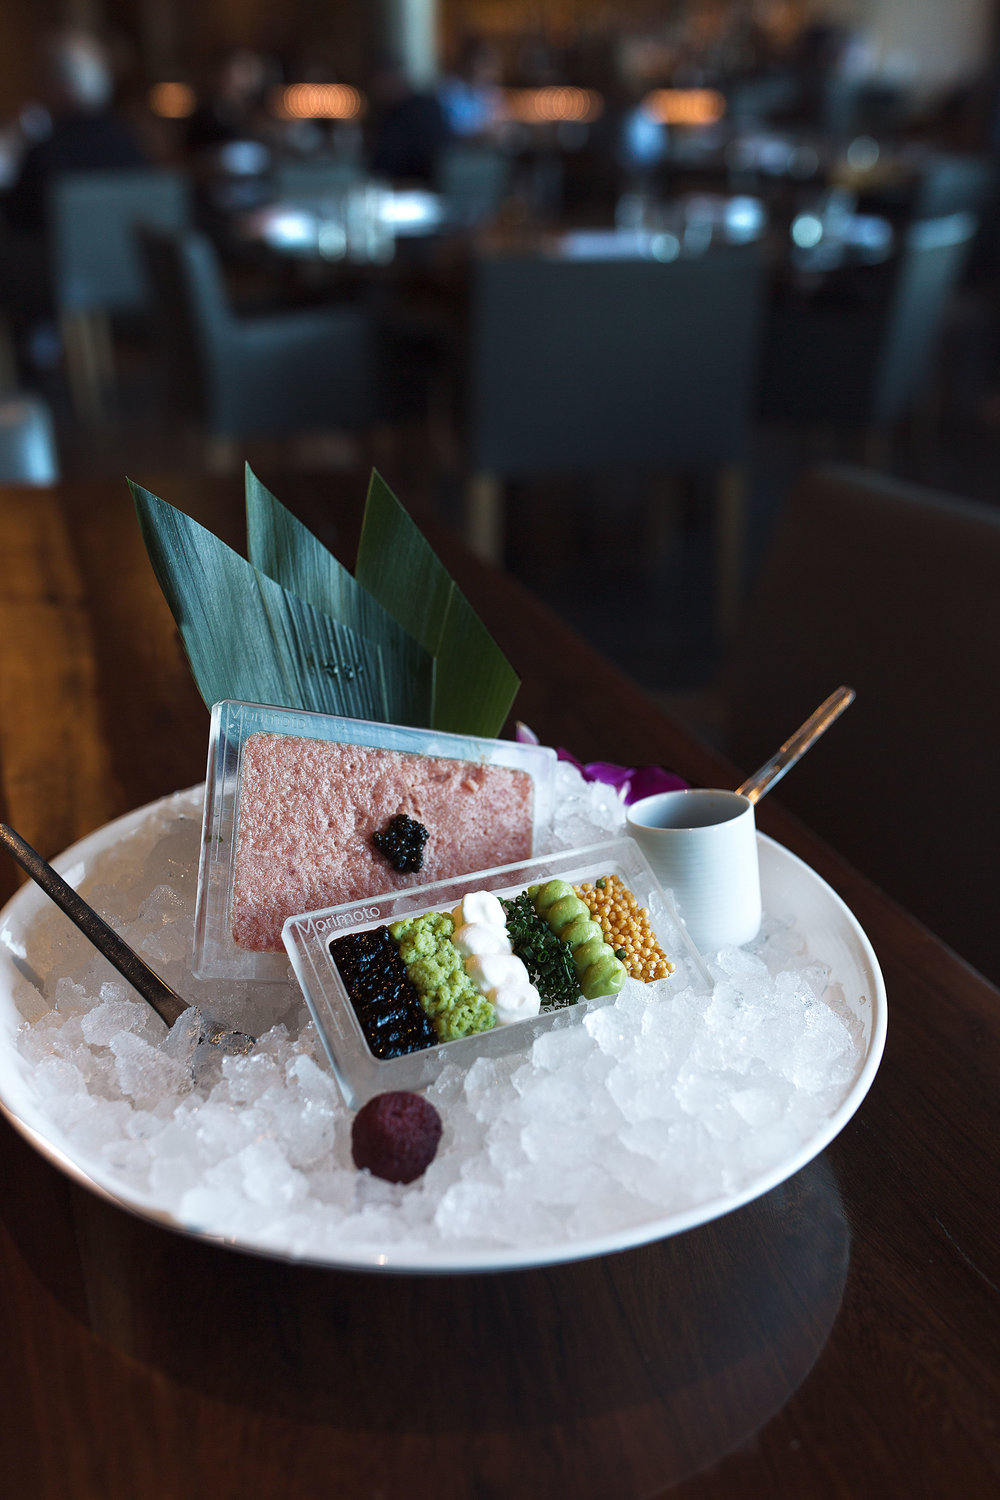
[
  {"x1": 235, "y1": 187, "x2": 450, "y2": 266},
  {"x1": 0, "y1": 473, "x2": 998, "y2": 1499}
]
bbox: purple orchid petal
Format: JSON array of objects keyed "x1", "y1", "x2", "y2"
[
  {"x1": 560, "y1": 750, "x2": 689, "y2": 803},
  {"x1": 555, "y1": 745, "x2": 585, "y2": 772},
  {"x1": 580, "y1": 760, "x2": 636, "y2": 792},
  {"x1": 515, "y1": 727, "x2": 687, "y2": 805},
  {"x1": 623, "y1": 764, "x2": 689, "y2": 804}
]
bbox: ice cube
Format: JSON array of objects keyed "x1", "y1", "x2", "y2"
[
  {"x1": 53, "y1": 977, "x2": 92, "y2": 1016},
  {"x1": 238, "y1": 1139, "x2": 308, "y2": 1210},
  {"x1": 530, "y1": 1022, "x2": 593, "y2": 1071},
  {"x1": 80, "y1": 995, "x2": 150, "y2": 1046},
  {"x1": 32, "y1": 1053, "x2": 87, "y2": 1106},
  {"x1": 285, "y1": 1052, "x2": 338, "y2": 1107},
  {"x1": 220, "y1": 1051, "x2": 281, "y2": 1104},
  {"x1": 110, "y1": 1031, "x2": 191, "y2": 1110},
  {"x1": 161, "y1": 1007, "x2": 202, "y2": 1066},
  {"x1": 583, "y1": 1004, "x2": 634, "y2": 1059}
]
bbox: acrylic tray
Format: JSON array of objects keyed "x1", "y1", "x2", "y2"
[
  {"x1": 282, "y1": 836, "x2": 701, "y2": 1108},
  {"x1": 193, "y1": 700, "x2": 558, "y2": 982}
]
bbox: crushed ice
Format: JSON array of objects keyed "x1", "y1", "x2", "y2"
[{"x1": 3, "y1": 777, "x2": 863, "y2": 1259}]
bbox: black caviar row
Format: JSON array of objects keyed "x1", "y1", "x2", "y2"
[{"x1": 330, "y1": 927, "x2": 436, "y2": 1059}]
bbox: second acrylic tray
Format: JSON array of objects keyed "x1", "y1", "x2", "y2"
[{"x1": 282, "y1": 836, "x2": 702, "y2": 1108}]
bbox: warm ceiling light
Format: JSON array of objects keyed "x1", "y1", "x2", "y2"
[
  {"x1": 271, "y1": 83, "x2": 365, "y2": 121},
  {"x1": 502, "y1": 87, "x2": 603, "y2": 124},
  {"x1": 643, "y1": 89, "x2": 726, "y2": 126},
  {"x1": 149, "y1": 81, "x2": 196, "y2": 119}
]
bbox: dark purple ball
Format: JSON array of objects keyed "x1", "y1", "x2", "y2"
[{"x1": 351, "y1": 1091, "x2": 443, "y2": 1184}]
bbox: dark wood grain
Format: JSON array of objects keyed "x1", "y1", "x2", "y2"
[{"x1": 0, "y1": 473, "x2": 997, "y2": 1500}]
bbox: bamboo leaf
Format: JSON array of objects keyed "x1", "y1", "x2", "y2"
[
  {"x1": 354, "y1": 470, "x2": 520, "y2": 736},
  {"x1": 244, "y1": 465, "x2": 433, "y2": 726},
  {"x1": 131, "y1": 480, "x2": 385, "y2": 720},
  {"x1": 254, "y1": 568, "x2": 386, "y2": 720}
]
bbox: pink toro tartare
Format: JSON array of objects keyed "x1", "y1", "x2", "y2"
[{"x1": 231, "y1": 733, "x2": 535, "y2": 950}]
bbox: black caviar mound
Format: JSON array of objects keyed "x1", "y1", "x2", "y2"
[
  {"x1": 351, "y1": 1091, "x2": 443, "y2": 1183},
  {"x1": 331, "y1": 928, "x2": 436, "y2": 1058},
  {"x1": 372, "y1": 813, "x2": 429, "y2": 873}
]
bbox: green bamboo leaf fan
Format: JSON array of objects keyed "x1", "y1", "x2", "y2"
[
  {"x1": 244, "y1": 466, "x2": 433, "y2": 727},
  {"x1": 131, "y1": 480, "x2": 387, "y2": 720},
  {"x1": 355, "y1": 470, "x2": 521, "y2": 736},
  {"x1": 130, "y1": 469, "x2": 520, "y2": 737}
]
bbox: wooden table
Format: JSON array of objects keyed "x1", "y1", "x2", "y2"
[{"x1": 0, "y1": 473, "x2": 997, "y2": 1500}]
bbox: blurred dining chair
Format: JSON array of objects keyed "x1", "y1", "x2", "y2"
[
  {"x1": 910, "y1": 152, "x2": 994, "y2": 223},
  {"x1": 137, "y1": 226, "x2": 383, "y2": 466},
  {"x1": 0, "y1": 393, "x2": 59, "y2": 484},
  {"x1": 758, "y1": 212, "x2": 978, "y2": 464},
  {"x1": 0, "y1": 313, "x2": 18, "y2": 396},
  {"x1": 721, "y1": 462, "x2": 1000, "y2": 983},
  {"x1": 911, "y1": 155, "x2": 996, "y2": 291},
  {"x1": 435, "y1": 143, "x2": 511, "y2": 227},
  {"x1": 48, "y1": 167, "x2": 192, "y2": 422},
  {"x1": 465, "y1": 244, "x2": 767, "y2": 632}
]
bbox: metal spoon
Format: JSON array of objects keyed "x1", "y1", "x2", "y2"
[
  {"x1": 735, "y1": 685, "x2": 855, "y2": 804},
  {"x1": 0, "y1": 823, "x2": 255, "y2": 1054}
]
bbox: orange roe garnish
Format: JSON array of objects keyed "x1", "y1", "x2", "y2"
[{"x1": 574, "y1": 874, "x2": 674, "y2": 983}]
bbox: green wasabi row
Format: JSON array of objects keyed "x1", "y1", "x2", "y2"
[{"x1": 528, "y1": 879, "x2": 628, "y2": 1000}]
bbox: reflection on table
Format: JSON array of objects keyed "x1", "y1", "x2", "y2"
[
  {"x1": 237, "y1": 185, "x2": 448, "y2": 266},
  {"x1": 229, "y1": 165, "x2": 896, "y2": 287}
]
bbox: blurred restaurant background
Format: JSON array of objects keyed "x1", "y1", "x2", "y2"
[{"x1": 2, "y1": 0, "x2": 1000, "y2": 979}]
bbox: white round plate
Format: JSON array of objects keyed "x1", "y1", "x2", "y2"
[{"x1": 0, "y1": 793, "x2": 887, "y2": 1273}]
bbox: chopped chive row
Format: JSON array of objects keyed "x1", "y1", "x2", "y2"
[{"x1": 500, "y1": 891, "x2": 579, "y2": 1010}]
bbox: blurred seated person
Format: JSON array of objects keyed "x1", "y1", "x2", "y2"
[
  {"x1": 369, "y1": 56, "x2": 453, "y2": 184},
  {"x1": 0, "y1": 27, "x2": 150, "y2": 374},
  {"x1": 183, "y1": 49, "x2": 277, "y2": 223},
  {"x1": 437, "y1": 38, "x2": 504, "y2": 138},
  {"x1": 2, "y1": 27, "x2": 149, "y2": 235},
  {"x1": 185, "y1": 48, "x2": 270, "y2": 155}
]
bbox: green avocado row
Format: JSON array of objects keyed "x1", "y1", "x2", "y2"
[{"x1": 527, "y1": 879, "x2": 627, "y2": 1001}]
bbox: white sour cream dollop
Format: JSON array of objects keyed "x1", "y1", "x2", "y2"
[
  {"x1": 452, "y1": 892, "x2": 542, "y2": 1023},
  {"x1": 451, "y1": 890, "x2": 506, "y2": 929},
  {"x1": 451, "y1": 921, "x2": 512, "y2": 959}
]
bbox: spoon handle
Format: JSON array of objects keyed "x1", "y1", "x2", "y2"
[
  {"x1": 736, "y1": 685, "x2": 855, "y2": 805},
  {"x1": 0, "y1": 823, "x2": 190, "y2": 1028}
]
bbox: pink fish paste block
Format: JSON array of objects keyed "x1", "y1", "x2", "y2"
[{"x1": 231, "y1": 733, "x2": 534, "y2": 951}]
